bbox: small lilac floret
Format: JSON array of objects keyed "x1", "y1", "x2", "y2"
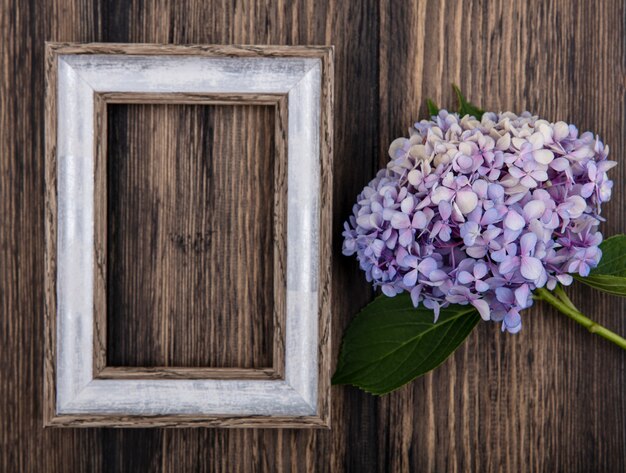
[{"x1": 342, "y1": 110, "x2": 615, "y2": 333}]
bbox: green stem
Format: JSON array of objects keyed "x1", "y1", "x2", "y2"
[
  {"x1": 535, "y1": 287, "x2": 626, "y2": 350},
  {"x1": 553, "y1": 284, "x2": 579, "y2": 312}
]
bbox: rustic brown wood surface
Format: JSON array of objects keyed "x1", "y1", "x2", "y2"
[
  {"x1": 1, "y1": 0, "x2": 624, "y2": 471},
  {"x1": 105, "y1": 102, "x2": 277, "y2": 370}
]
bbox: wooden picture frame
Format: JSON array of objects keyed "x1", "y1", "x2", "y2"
[{"x1": 44, "y1": 43, "x2": 333, "y2": 428}]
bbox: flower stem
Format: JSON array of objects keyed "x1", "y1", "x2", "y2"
[
  {"x1": 553, "y1": 284, "x2": 579, "y2": 312},
  {"x1": 535, "y1": 287, "x2": 626, "y2": 350}
]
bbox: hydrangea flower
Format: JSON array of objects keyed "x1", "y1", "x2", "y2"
[{"x1": 342, "y1": 110, "x2": 616, "y2": 333}]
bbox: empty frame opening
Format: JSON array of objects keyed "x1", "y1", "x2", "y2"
[{"x1": 105, "y1": 103, "x2": 276, "y2": 369}]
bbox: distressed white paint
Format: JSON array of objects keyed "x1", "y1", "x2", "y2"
[
  {"x1": 55, "y1": 53, "x2": 323, "y2": 417},
  {"x1": 61, "y1": 55, "x2": 319, "y2": 94}
]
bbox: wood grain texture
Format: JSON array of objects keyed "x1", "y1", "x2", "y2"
[
  {"x1": 94, "y1": 366, "x2": 281, "y2": 380},
  {"x1": 43, "y1": 33, "x2": 60, "y2": 431},
  {"x1": 99, "y1": 92, "x2": 284, "y2": 106},
  {"x1": 105, "y1": 102, "x2": 277, "y2": 369},
  {"x1": 44, "y1": 414, "x2": 329, "y2": 429},
  {"x1": 2, "y1": 0, "x2": 624, "y2": 471},
  {"x1": 46, "y1": 42, "x2": 335, "y2": 58},
  {"x1": 378, "y1": 1, "x2": 626, "y2": 472}
]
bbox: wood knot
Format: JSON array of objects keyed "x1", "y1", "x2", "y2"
[{"x1": 169, "y1": 231, "x2": 214, "y2": 254}]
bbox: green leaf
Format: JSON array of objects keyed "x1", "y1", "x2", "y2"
[
  {"x1": 574, "y1": 274, "x2": 626, "y2": 296},
  {"x1": 332, "y1": 295, "x2": 480, "y2": 395},
  {"x1": 575, "y1": 234, "x2": 626, "y2": 296},
  {"x1": 452, "y1": 84, "x2": 485, "y2": 119},
  {"x1": 426, "y1": 98, "x2": 439, "y2": 117},
  {"x1": 589, "y1": 234, "x2": 626, "y2": 276}
]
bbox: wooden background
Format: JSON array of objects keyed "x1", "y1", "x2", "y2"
[
  {"x1": 106, "y1": 103, "x2": 276, "y2": 369},
  {"x1": 1, "y1": 0, "x2": 625, "y2": 471}
]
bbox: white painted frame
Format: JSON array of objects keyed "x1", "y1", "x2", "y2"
[{"x1": 44, "y1": 44, "x2": 333, "y2": 428}]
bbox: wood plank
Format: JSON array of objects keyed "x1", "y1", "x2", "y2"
[
  {"x1": 48, "y1": 2, "x2": 163, "y2": 472},
  {"x1": 0, "y1": 0, "x2": 48, "y2": 470},
  {"x1": 105, "y1": 102, "x2": 277, "y2": 370},
  {"x1": 5, "y1": 2, "x2": 108, "y2": 473},
  {"x1": 157, "y1": 0, "x2": 380, "y2": 470},
  {"x1": 378, "y1": 1, "x2": 626, "y2": 472}
]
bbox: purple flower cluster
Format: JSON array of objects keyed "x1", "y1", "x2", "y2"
[{"x1": 343, "y1": 110, "x2": 616, "y2": 333}]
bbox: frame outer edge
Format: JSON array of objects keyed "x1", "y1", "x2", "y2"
[
  {"x1": 44, "y1": 43, "x2": 59, "y2": 427},
  {"x1": 316, "y1": 46, "x2": 334, "y2": 429},
  {"x1": 43, "y1": 42, "x2": 334, "y2": 58},
  {"x1": 44, "y1": 44, "x2": 335, "y2": 428}
]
